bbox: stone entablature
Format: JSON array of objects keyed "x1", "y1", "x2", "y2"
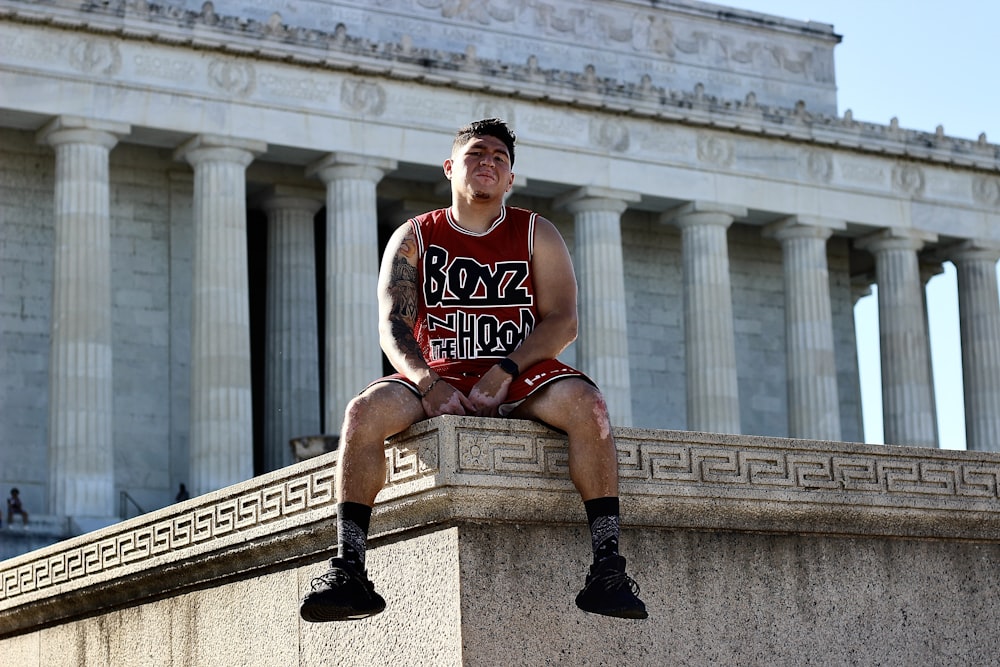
[
  {"x1": 3, "y1": 19, "x2": 1000, "y2": 244},
  {"x1": 2, "y1": 0, "x2": 997, "y2": 175},
  {"x1": 2, "y1": 0, "x2": 839, "y2": 111}
]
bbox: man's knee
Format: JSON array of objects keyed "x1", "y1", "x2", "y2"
[{"x1": 342, "y1": 384, "x2": 422, "y2": 441}]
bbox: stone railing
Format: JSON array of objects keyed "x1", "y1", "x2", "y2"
[{"x1": 2, "y1": 417, "x2": 999, "y2": 663}]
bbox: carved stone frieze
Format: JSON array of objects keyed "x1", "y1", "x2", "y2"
[
  {"x1": 696, "y1": 132, "x2": 733, "y2": 167},
  {"x1": 892, "y1": 163, "x2": 926, "y2": 197},
  {"x1": 340, "y1": 79, "x2": 386, "y2": 116},
  {"x1": 68, "y1": 38, "x2": 122, "y2": 77},
  {"x1": 972, "y1": 175, "x2": 1000, "y2": 207},
  {"x1": 590, "y1": 118, "x2": 630, "y2": 153},
  {"x1": 207, "y1": 57, "x2": 255, "y2": 97},
  {"x1": 804, "y1": 149, "x2": 833, "y2": 183},
  {"x1": 1, "y1": 0, "x2": 998, "y2": 170}
]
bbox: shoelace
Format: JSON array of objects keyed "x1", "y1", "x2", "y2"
[
  {"x1": 593, "y1": 568, "x2": 642, "y2": 595},
  {"x1": 310, "y1": 567, "x2": 351, "y2": 592}
]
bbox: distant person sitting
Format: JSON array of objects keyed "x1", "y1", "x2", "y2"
[
  {"x1": 7, "y1": 488, "x2": 28, "y2": 526},
  {"x1": 175, "y1": 483, "x2": 190, "y2": 503}
]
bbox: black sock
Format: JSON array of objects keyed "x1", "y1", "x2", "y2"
[
  {"x1": 584, "y1": 496, "x2": 621, "y2": 564},
  {"x1": 337, "y1": 501, "x2": 372, "y2": 566}
]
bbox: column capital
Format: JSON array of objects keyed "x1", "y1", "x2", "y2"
[
  {"x1": 855, "y1": 227, "x2": 937, "y2": 254},
  {"x1": 174, "y1": 134, "x2": 266, "y2": 167},
  {"x1": 37, "y1": 116, "x2": 131, "y2": 149},
  {"x1": 553, "y1": 187, "x2": 641, "y2": 214},
  {"x1": 946, "y1": 239, "x2": 1000, "y2": 265},
  {"x1": 306, "y1": 152, "x2": 397, "y2": 183},
  {"x1": 253, "y1": 184, "x2": 325, "y2": 216},
  {"x1": 661, "y1": 201, "x2": 747, "y2": 228},
  {"x1": 763, "y1": 215, "x2": 845, "y2": 242}
]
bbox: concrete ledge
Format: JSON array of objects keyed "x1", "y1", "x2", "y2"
[
  {"x1": 372, "y1": 417, "x2": 1000, "y2": 541},
  {"x1": 2, "y1": 417, "x2": 1000, "y2": 663}
]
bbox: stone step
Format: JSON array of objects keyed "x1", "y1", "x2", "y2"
[
  {"x1": 0, "y1": 514, "x2": 69, "y2": 536},
  {"x1": 0, "y1": 516, "x2": 71, "y2": 562}
]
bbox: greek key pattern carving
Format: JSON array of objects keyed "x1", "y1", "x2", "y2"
[
  {"x1": 386, "y1": 434, "x2": 439, "y2": 484},
  {"x1": 453, "y1": 428, "x2": 1000, "y2": 500},
  {"x1": 0, "y1": 470, "x2": 335, "y2": 603},
  {"x1": 620, "y1": 440, "x2": 1000, "y2": 498},
  {"x1": 459, "y1": 432, "x2": 569, "y2": 475}
]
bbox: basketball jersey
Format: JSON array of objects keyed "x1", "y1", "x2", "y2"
[{"x1": 409, "y1": 206, "x2": 538, "y2": 364}]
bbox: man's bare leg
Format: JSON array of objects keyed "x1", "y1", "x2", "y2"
[
  {"x1": 300, "y1": 382, "x2": 424, "y2": 622},
  {"x1": 510, "y1": 378, "x2": 619, "y2": 501},
  {"x1": 336, "y1": 382, "x2": 426, "y2": 506},
  {"x1": 512, "y1": 378, "x2": 648, "y2": 619}
]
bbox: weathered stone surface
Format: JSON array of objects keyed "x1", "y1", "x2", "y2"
[{"x1": 2, "y1": 418, "x2": 999, "y2": 664}]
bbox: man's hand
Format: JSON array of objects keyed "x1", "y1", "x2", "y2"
[
  {"x1": 466, "y1": 365, "x2": 514, "y2": 417},
  {"x1": 421, "y1": 380, "x2": 477, "y2": 417}
]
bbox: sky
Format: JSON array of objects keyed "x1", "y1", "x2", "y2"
[{"x1": 718, "y1": 0, "x2": 1000, "y2": 449}]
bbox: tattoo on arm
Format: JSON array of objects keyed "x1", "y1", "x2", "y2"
[
  {"x1": 386, "y1": 230, "x2": 423, "y2": 360},
  {"x1": 388, "y1": 255, "x2": 418, "y2": 325}
]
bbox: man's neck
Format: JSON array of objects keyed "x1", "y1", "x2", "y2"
[{"x1": 449, "y1": 197, "x2": 504, "y2": 233}]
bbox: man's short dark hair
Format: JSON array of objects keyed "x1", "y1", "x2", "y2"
[{"x1": 453, "y1": 118, "x2": 516, "y2": 167}]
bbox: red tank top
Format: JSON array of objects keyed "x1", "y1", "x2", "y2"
[{"x1": 409, "y1": 206, "x2": 537, "y2": 364}]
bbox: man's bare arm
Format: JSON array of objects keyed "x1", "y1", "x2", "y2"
[
  {"x1": 465, "y1": 216, "x2": 579, "y2": 416},
  {"x1": 506, "y1": 215, "x2": 579, "y2": 369},
  {"x1": 378, "y1": 222, "x2": 476, "y2": 415},
  {"x1": 378, "y1": 223, "x2": 434, "y2": 391}
]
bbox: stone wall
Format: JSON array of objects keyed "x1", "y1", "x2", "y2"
[{"x1": 2, "y1": 418, "x2": 999, "y2": 665}]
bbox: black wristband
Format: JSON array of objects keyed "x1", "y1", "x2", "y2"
[{"x1": 498, "y1": 357, "x2": 520, "y2": 378}]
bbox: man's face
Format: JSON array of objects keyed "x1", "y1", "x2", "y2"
[{"x1": 444, "y1": 135, "x2": 514, "y2": 201}]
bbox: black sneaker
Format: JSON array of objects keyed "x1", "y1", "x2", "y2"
[
  {"x1": 300, "y1": 557, "x2": 386, "y2": 622},
  {"x1": 575, "y1": 555, "x2": 648, "y2": 619}
]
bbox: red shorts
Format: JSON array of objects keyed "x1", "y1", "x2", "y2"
[{"x1": 371, "y1": 358, "x2": 594, "y2": 416}]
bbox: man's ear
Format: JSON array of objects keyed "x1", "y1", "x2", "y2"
[
  {"x1": 443, "y1": 158, "x2": 453, "y2": 179},
  {"x1": 505, "y1": 172, "x2": 515, "y2": 192}
]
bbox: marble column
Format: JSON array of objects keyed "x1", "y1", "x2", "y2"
[
  {"x1": 665, "y1": 202, "x2": 747, "y2": 434},
  {"x1": 308, "y1": 153, "x2": 396, "y2": 433},
  {"x1": 555, "y1": 187, "x2": 640, "y2": 426},
  {"x1": 764, "y1": 216, "x2": 844, "y2": 441},
  {"x1": 919, "y1": 262, "x2": 943, "y2": 445},
  {"x1": 950, "y1": 241, "x2": 1000, "y2": 451},
  {"x1": 259, "y1": 186, "x2": 324, "y2": 471},
  {"x1": 175, "y1": 134, "x2": 266, "y2": 495},
  {"x1": 37, "y1": 116, "x2": 129, "y2": 522},
  {"x1": 857, "y1": 229, "x2": 938, "y2": 447}
]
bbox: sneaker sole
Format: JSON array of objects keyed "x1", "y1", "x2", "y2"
[
  {"x1": 576, "y1": 602, "x2": 649, "y2": 620},
  {"x1": 300, "y1": 601, "x2": 386, "y2": 623}
]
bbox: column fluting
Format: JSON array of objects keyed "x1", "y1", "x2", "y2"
[
  {"x1": 765, "y1": 217, "x2": 842, "y2": 441},
  {"x1": 858, "y1": 229, "x2": 938, "y2": 447},
  {"x1": 557, "y1": 188, "x2": 639, "y2": 426},
  {"x1": 667, "y1": 203, "x2": 746, "y2": 434},
  {"x1": 175, "y1": 135, "x2": 265, "y2": 494},
  {"x1": 260, "y1": 187, "x2": 324, "y2": 471},
  {"x1": 308, "y1": 153, "x2": 396, "y2": 433},
  {"x1": 38, "y1": 116, "x2": 129, "y2": 520},
  {"x1": 951, "y1": 241, "x2": 1000, "y2": 451}
]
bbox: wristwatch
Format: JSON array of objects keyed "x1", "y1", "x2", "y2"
[{"x1": 497, "y1": 357, "x2": 520, "y2": 379}]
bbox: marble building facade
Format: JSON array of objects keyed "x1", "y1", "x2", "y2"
[{"x1": 1, "y1": 0, "x2": 999, "y2": 528}]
